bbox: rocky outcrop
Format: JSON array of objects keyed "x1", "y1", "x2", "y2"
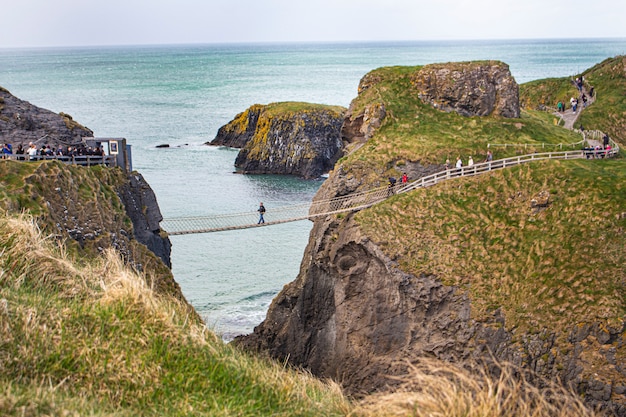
[
  {"x1": 236, "y1": 61, "x2": 626, "y2": 415},
  {"x1": 208, "y1": 102, "x2": 346, "y2": 179},
  {"x1": 0, "y1": 86, "x2": 93, "y2": 148},
  {"x1": 0, "y1": 87, "x2": 173, "y2": 284},
  {"x1": 238, "y1": 177, "x2": 626, "y2": 414},
  {"x1": 411, "y1": 61, "x2": 520, "y2": 118},
  {"x1": 210, "y1": 105, "x2": 263, "y2": 148},
  {"x1": 116, "y1": 172, "x2": 172, "y2": 269}
]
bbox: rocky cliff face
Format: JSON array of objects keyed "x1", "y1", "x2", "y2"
[
  {"x1": 0, "y1": 87, "x2": 93, "y2": 147},
  {"x1": 0, "y1": 88, "x2": 176, "y2": 301},
  {"x1": 411, "y1": 61, "x2": 520, "y2": 118},
  {"x1": 236, "y1": 62, "x2": 626, "y2": 415},
  {"x1": 209, "y1": 102, "x2": 346, "y2": 179}
]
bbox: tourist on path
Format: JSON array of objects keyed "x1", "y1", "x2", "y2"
[
  {"x1": 455, "y1": 156, "x2": 462, "y2": 170},
  {"x1": 257, "y1": 202, "x2": 266, "y2": 224},
  {"x1": 401, "y1": 173, "x2": 408, "y2": 183},
  {"x1": 468, "y1": 156, "x2": 474, "y2": 167},
  {"x1": 485, "y1": 150, "x2": 493, "y2": 162}
]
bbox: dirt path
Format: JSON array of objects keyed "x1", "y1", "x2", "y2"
[{"x1": 554, "y1": 81, "x2": 595, "y2": 130}]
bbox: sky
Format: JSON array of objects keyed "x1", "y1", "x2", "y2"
[{"x1": 2, "y1": 0, "x2": 625, "y2": 48}]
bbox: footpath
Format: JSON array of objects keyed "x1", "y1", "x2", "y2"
[{"x1": 554, "y1": 81, "x2": 603, "y2": 147}]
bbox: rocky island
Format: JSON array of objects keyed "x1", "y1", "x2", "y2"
[{"x1": 208, "y1": 102, "x2": 346, "y2": 179}]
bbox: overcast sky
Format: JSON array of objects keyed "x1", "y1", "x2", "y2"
[{"x1": 2, "y1": 0, "x2": 625, "y2": 48}]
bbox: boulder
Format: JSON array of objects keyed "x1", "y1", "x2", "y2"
[{"x1": 411, "y1": 61, "x2": 520, "y2": 118}]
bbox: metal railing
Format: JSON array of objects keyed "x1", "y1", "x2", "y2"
[{"x1": 1, "y1": 154, "x2": 117, "y2": 167}]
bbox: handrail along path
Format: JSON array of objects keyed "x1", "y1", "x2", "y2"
[{"x1": 161, "y1": 145, "x2": 620, "y2": 235}]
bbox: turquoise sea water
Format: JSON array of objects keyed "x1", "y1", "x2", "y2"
[{"x1": 1, "y1": 39, "x2": 625, "y2": 339}]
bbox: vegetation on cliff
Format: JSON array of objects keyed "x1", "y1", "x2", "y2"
[
  {"x1": 0, "y1": 214, "x2": 351, "y2": 416},
  {"x1": 0, "y1": 212, "x2": 599, "y2": 416},
  {"x1": 360, "y1": 159, "x2": 625, "y2": 340},
  {"x1": 332, "y1": 58, "x2": 626, "y2": 410},
  {"x1": 337, "y1": 65, "x2": 585, "y2": 189},
  {"x1": 520, "y1": 56, "x2": 626, "y2": 143},
  {"x1": 0, "y1": 160, "x2": 176, "y2": 300}
]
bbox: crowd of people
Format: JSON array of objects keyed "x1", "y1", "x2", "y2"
[
  {"x1": 556, "y1": 76, "x2": 594, "y2": 114},
  {"x1": 1, "y1": 142, "x2": 106, "y2": 161}
]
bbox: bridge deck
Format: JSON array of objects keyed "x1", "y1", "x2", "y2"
[{"x1": 161, "y1": 141, "x2": 619, "y2": 235}]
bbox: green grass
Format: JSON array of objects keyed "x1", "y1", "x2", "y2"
[
  {"x1": 263, "y1": 101, "x2": 346, "y2": 117},
  {"x1": 0, "y1": 214, "x2": 351, "y2": 416},
  {"x1": 577, "y1": 56, "x2": 626, "y2": 144},
  {"x1": 336, "y1": 65, "x2": 584, "y2": 188},
  {"x1": 519, "y1": 77, "x2": 579, "y2": 110},
  {"x1": 0, "y1": 213, "x2": 601, "y2": 417},
  {"x1": 518, "y1": 55, "x2": 626, "y2": 146},
  {"x1": 357, "y1": 159, "x2": 626, "y2": 341}
]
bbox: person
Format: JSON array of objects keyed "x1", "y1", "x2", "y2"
[
  {"x1": 603, "y1": 133, "x2": 610, "y2": 149},
  {"x1": 485, "y1": 149, "x2": 493, "y2": 162},
  {"x1": 15, "y1": 144, "x2": 24, "y2": 160},
  {"x1": 455, "y1": 156, "x2": 462, "y2": 170},
  {"x1": 570, "y1": 97, "x2": 577, "y2": 113},
  {"x1": 27, "y1": 143, "x2": 38, "y2": 160},
  {"x1": 401, "y1": 172, "x2": 408, "y2": 183},
  {"x1": 557, "y1": 101, "x2": 563, "y2": 112},
  {"x1": 582, "y1": 94, "x2": 588, "y2": 108},
  {"x1": 589, "y1": 86, "x2": 595, "y2": 98},
  {"x1": 468, "y1": 156, "x2": 474, "y2": 167},
  {"x1": 387, "y1": 177, "x2": 397, "y2": 196},
  {"x1": 445, "y1": 157, "x2": 450, "y2": 170},
  {"x1": 2, "y1": 143, "x2": 12, "y2": 158},
  {"x1": 257, "y1": 202, "x2": 266, "y2": 224}
]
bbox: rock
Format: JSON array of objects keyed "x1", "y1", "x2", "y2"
[
  {"x1": 117, "y1": 172, "x2": 172, "y2": 268},
  {"x1": 0, "y1": 86, "x2": 94, "y2": 148},
  {"x1": 236, "y1": 61, "x2": 626, "y2": 414},
  {"x1": 209, "y1": 105, "x2": 263, "y2": 148},
  {"x1": 209, "y1": 102, "x2": 346, "y2": 179},
  {"x1": 411, "y1": 61, "x2": 520, "y2": 118}
]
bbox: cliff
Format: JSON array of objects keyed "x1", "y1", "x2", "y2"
[
  {"x1": 209, "y1": 102, "x2": 346, "y2": 179},
  {"x1": 0, "y1": 87, "x2": 176, "y2": 300},
  {"x1": 237, "y1": 60, "x2": 626, "y2": 415},
  {"x1": 0, "y1": 86, "x2": 93, "y2": 148}
]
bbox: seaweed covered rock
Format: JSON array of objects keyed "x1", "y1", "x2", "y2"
[{"x1": 209, "y1": 102, "x2": 346, "y2": 179}]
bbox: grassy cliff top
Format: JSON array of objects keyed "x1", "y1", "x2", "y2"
[
  {"x1": 262, "y1": 101, "x2": 346, "y2": 117},
  {"x1": 358, "y1": 159, "x2": 625, "y2": 337},
  {"x1": 520, "y1": 55, "x2": 626, "y2": 144},
  {"x1": 337, "y1": 64, "x2": 584, "y2": 186}
]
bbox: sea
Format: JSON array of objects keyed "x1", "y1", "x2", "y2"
[{"x1": 1, "y1": 38, "x2": 625, "y2": 340}]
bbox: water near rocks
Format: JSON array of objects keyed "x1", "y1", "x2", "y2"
[{"x1": 1, "y1": 39, "x2": 625, "y2": 339}]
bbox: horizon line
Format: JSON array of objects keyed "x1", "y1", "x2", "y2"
[{"x1": 2, "y1": 36, "x2": 626, "y2": 52}]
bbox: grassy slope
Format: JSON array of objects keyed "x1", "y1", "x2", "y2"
[
  {"x1": 520, "y1": 55, "x2": 626, "y2": 145},
  {"x1": 338, "y1": 66, "x2": 584, "y2": 188},
  {"x1": 0, "y1": 213, "x2": 599, "y2": 417},
  {"x1": 343, "y1": 61, "x2": 625, "y2": 370},
  {"x1": 0, "y1": 215, "x2": 350, "y2": 417},
  {"x1": 359, "y1": 160, "x2": 625, "y2": 336}
]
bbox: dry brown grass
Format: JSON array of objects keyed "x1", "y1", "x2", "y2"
[{"x1": 351, "y1": 358, "x2": 598, "y2": 417}]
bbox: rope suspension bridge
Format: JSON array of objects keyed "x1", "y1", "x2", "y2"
[{"x1": 161, "y1": 135, "x2": 619, "y2": 236}]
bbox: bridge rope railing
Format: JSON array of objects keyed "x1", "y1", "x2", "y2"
[{"x1": 161, "y1": 146, "x2": 619, "y2": 235}]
